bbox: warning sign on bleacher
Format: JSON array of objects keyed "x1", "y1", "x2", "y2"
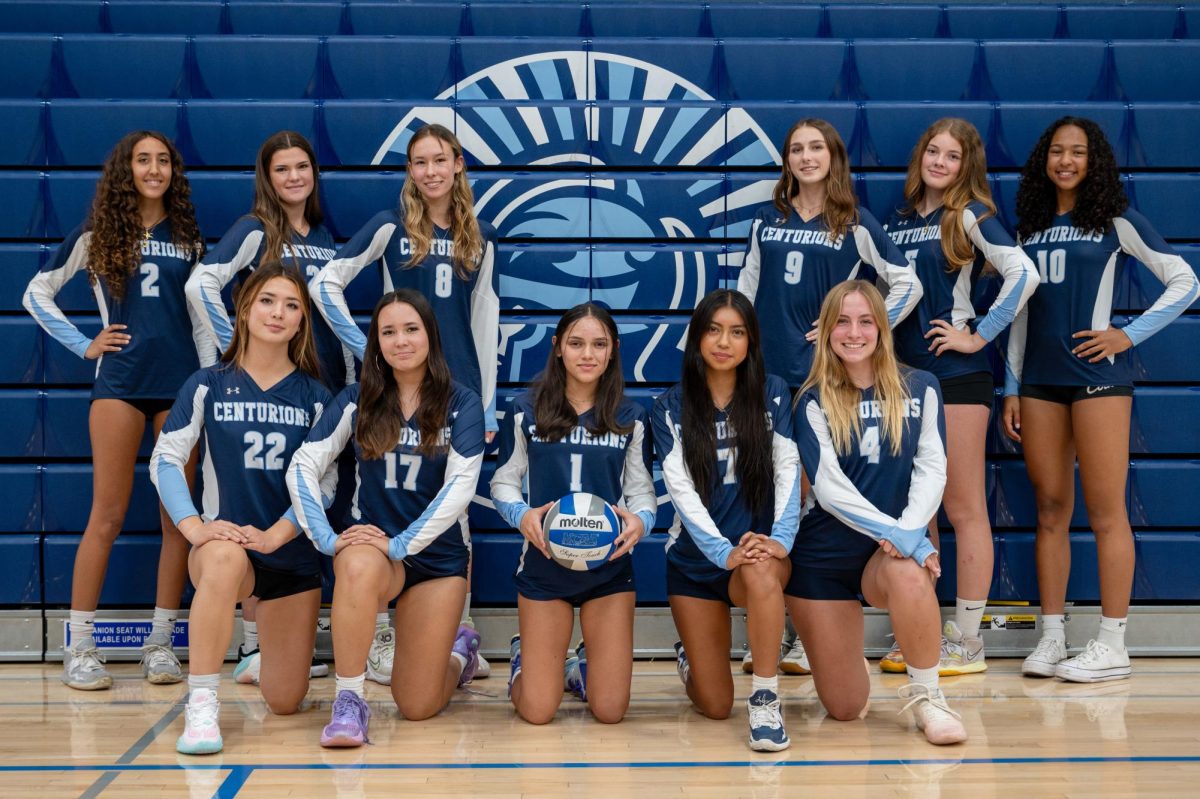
[{"x1": 63, "y1": 620, "x2": 189, "y2": 649}]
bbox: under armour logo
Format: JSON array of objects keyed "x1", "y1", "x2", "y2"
[{"x1": 226, "y1": 387, "x2": 240, "y2": 395}]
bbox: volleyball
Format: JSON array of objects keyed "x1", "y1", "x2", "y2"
[{"x1": 544, "y1": 493, "x2": 622, "y2": 571}]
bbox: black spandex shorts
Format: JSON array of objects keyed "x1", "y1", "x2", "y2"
[
  {"x1": 517, "y1": 557, "x2": 635, "y2": 606},
  {"x1": 93, "y1": 396, "x2": 175, "y2": 418},
  {"x1": 252, "y1": 562, "x2": 322, "y2": 602},
  {"x1": 939, "y1": 371, "x2": 995, "y2": 407},
  {"x1": 785, "y1": 551, "x2": 874, "y2": 602},
  {"x1": 1020, "y1": 383, "x2": 1133, "y2": 405},
  {"x1": 399, "y1": 557, "x2": 468, "y2": 596},
  {"x1": 666, "y1": 561, "x2": 734, "y2": 607}
]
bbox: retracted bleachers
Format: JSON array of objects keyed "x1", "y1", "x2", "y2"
[{"x1": 3, "y1": 2, "x2": 1200, "y2": 618}]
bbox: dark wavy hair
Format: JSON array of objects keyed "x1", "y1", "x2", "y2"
[
  {"x1": 531, "y1": 303, "x2": 632, "y2": 442},
  {"x1": 356, "y1": 289, "x2": 452, "y2": 460},
  {"x1": 1015, "y1": 116, "x2": 1128, "y2": 242},
  {"x1": 252, "y1": 130, "x2": 323, "y2": 270},
  {"x1": 680, "y1": 290, "x2": 773, "y2": 512},
  {"x1": 87, "y1": 130, "x2": 202, "y2": 300}
]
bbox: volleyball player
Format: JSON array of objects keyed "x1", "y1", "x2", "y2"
[
  {"x1": 1004, "y1": 117, "x2": 1199, "y2": 682},
  {"x1": 654, "y1": 290, "x2": 802, "y2": 752},
  {"x1": 880, "y1": 118, "x2": 1039, "y2": 675},
  {"x1": 151, "y1": 264, "x2": 331, "y2": 755},
  {"x1": 288, "y1": 290, "x2": 485, "y2": 747},
  {"x1": 311, "y1": 124, "x2": 499, "y2": 684},
  {"x1": 24, "y1": 131, "x2": 203, "y2": 691},
  {"x1": 786, "y1": 280, "x2": 966, "y2": 746},
  {"x1": 490, "y1": 303, "x2": 656, "y2": 725}
]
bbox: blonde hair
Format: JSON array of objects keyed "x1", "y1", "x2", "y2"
[
  {"x1": 400, "y1": 124, "x2": 483, "y2": 277},
  {"x1": 772, "y1": 118, "x2": 859, "y2": 241},
  {"x1": 902, "y1": 118, "x2": 996, "y2": 272},
  {"x1": 800, "y1": 281, "x2": 910, "y2": 457}
]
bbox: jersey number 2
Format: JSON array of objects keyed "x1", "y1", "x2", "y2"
[{"x1": 140, "y1": 263, "x2": 160, "y2": 297}]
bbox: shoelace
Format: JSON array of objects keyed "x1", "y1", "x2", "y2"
[
  {"x1": 73, "y1": 647, "x2": 106, "y2": 673},
  {"x1": 144, "y1": 644, "x2": 177, "y2": 670},
  {"x1": 897, "y1": 685, "x2": 963, "y2": 722},
  {"x1": 186, "y1": 697, "x2": 220, "y2": 731},
  {"x1": 1071, "y1": 640, "x2": 1113, "y2": 666},
  {"x1": 748, "y1": 696, "x2": 783, "y2": 730},
  {"x1": 1031, "y1": 636, "x2": 1065, "y2": 661},
  {"x1": 330, "y1": 693, "x2": 370, "y2": 741}
]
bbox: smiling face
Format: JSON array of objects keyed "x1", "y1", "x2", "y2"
[
  {"x1": 700, "y1": 305, "x2": 750, "y2": 375},
  {"x1": 377, "y1": 301, "x2": 430, "y2": 376},
  {"x1": 556, "y1": 315, "x2": 613, "y2": 395},
  {"x1": 1046, "y1": 124, "x2": 1089, "y2": 205},
  {"x1": 921, "y1": 131, "x2": 963, "y2": 196},
  {"x1": 268, "y1": 146, "x2": 314, "y2": 211},
  {"x1": 130, "y1": 136, "x2": 171, "y2": 201},
  {"x1": 830, "y1": 290, "x2": 879, "y2": 371},
  {"x1": 787, "y1": 126, "x2": 832, "y2": 188},
  {"x1": 407, "y1": 135, "x2": 464, "y2": 207},
  {"x1": 246, "y1": 276, "x2": 305, "y2": 347}
]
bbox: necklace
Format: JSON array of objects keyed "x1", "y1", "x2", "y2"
[
  {"x1": 566, "y1": 394, "x2": 593, "y2": 413},
  {"x1": 142, "y1": 215, "x2": 166, "y2": 243},
  {"x1": 792, "y1": 201, "x2": 823, "y2": 215}
]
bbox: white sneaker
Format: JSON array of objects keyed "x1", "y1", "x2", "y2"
[
  {"x1": 62, "y1": 638, "x2": 113, "y2": 691},
  {"x1": 176, "y1": 689, "x2": 223, "y2": 755},
  {"x1": 142, "y1": 632, "x2": 184, "y2": 684},
  {"x1": 367, "y1": 626, "x2": 395, "y2": 686},
  {"x1": 475, "y1": 652, "x2": 492, "y2": 678},
  {"x1": 1022, "y1": 635, "x2": 1068, "y2": 677},
  {"x1": 233, "y1": 649, "x2": 260, "y2": 685},
  {"x1": 938, "y1": 620, "x2": 987, "y2": 676},
  {"x1": 1055, "y1": 639, "x2": 1131, "y2": 683},
  {"x1": 747, "y1": 689, "x2": 790, "y2": 751},
  {"x1": 779, "y1": 638, "x2": 810, "y2": 675},
  {"x1": 897, "y1": 683, "x2": 968, "y2": 745}
]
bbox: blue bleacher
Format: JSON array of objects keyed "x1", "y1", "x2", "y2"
[
  {"x1": 0, "y1": 318, "x2": 42, "y2": 384},
  {"x1": 1129, "y1": 103, "x2": 1200, "y2": 169},
  {"x1": 591, "y1": 243, "x2": 726, "y2": 311},
  {"x1": 1133, "y1": 532, "x2": 1200, "y2": 600},
  {"x1": 458, "y1": 38, "x2": 588, "y2": 98},
  {"x1": 42, "y1": 463, "x2": 162, "y2": 532},
  {"x1": 1129, "y1": 462, "x2": 1200, "y2": 527},
  {"x1": 0, "y1": 534, "x2": 40, "y2": 605},
  {"x1": 0, "y1": 34, "x2": 53, "y2": 98},
  {"x1": 43, "y1": 535, "x2": 177, "y2": 604},
  {"x1": 498, "y1": 244, "x2": 590, "y2": 311},
  {"x1": 1127, "y1": 316, "x2": 1200, "y2": 383},
  {"x1": 826, "y1": 4, "x2": 944, "y2": 39},
  {"x1": 0, "y1": 172, "x2": 43, "y2": 238},
  {"x1": 981, "y1": 41, "x2": 1110, "y2": 102},
  {"x1": 0, "y1": 1, "x2": 104, "y2": 33},
  {"x1": 588, "y1": 3, "x2": 707, "y2": 38},
  {"x1": 472, "y1": 171, "x2": 592, "y2": 239},
  {"x1": 0, "y1": 244, "x2": 44, "y2": 312},
  {"x1": 994, "y1": 103, "x2": 1125, "y2": 168},
  {"x1": 185, "y1": 100, "x2": 315, "y2": 166},
  {"x1": 721, "y1": 39, "x2": 846, "y2": 101},
  {"x1": 41, "y1": 319, "x2": 100, "y2": 384},
  {"x1": 0, "y1": 390, "x2": 42, "y2": 458},
  {"x1": 43, "y1": 389, "x2": 154, "y2": 458},
  {"x1": 187, "y1": 171, "x2": 255, "y2": 238},
  {"x1": 854, "y1": 40, "x2": 977, "y2": 101},
  {"x1": 44, "y1": 171, "x2": 98, "y2": 237},
  {"x1": 725, "y1": 103, "x2": 857, "y2": 166},
  {"x1": 1119, "y1": 244, "x2": 1200, "y2": 313},
  {"x1": 467, "y1": 2, "x2": 584, "y2": 37},
  {"x1": 326, "y1": 37, "x2": 456, "y2": 101},
  {"x1": 0, "y1": 100, "x2": 43, "y2": 165},
  {"x1": 1113, "y1": 41, "x2": 1200, "y2": 103},
  {"x1": 859, "y1": 102, "x2": 991, "y2": 168},
  {"x1": 60, "y1": 35, "x2": 187, "y2": 99},
  {"x1": 943, "y1": 5, "x2": 1059, "y2": 40},
  {"x1": 1064, "y1": 5, "x2": 1181, "y2": 41},
  {"x1": 226, "y1": 1, "x2": 344, "y2": 36},
  {"x1": 1131, "y1": 389, "x2": 1200, "y2": 455},
  {"x1": 458, "y1": 101, "x2": 592, "y2": 166},
  {"x1": 994, "y1": 461, "x2": 1091, "y2": 529},
  {"x1": 191, "y1": 36, "x2": 320, "y2": 99},
  {"x1": 0, "y1": 464, "x2": 42, "y2": 533},
  {"x1": 1129, "y1": 174, "x2": 1200, "y2": 240},
  {"x1": 106, "y1": 1, "x2": 223, "y2": 35},
  {"x1": 707, "y1": 3, "x2": 823, "y2": 38},
  {"x1": 322, "y1": 100, "x2": 452, "y2": 167},
  {"x1": 47, "y1": 100, "x2": 180, "y2": 166},
  {"x1": 319, "y1": 171, "x2": 405, "y2": 239}
]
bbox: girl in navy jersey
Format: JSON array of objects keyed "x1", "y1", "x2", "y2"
[
  {"x1": 881, "y1": 118, "x2": 1039, "y2": 676},
  {"x1": 491, "y1": 303, "x2": 656, "y2": 725},
  {"x1": 787, "y1": 280, "x2": 965, "y2": 746},
  {"x1": 1004, "y1": 117, "x2": 1198, "y2": 683},
  {"x1": 151, "y1": 264, "x2": 332, "y2": 755},
  {"x1": 653, "y1": 290, "x2": 801, "y2": 752},
  {"x1": 311, "y1": 124, "x2": 499, "y2": 681},
  {"x1": 288, "y1": 290, "x2": 485, "y2": 747},
  {"x1": 23, "y1": 130, "x2": 203, "y2": 692},
  {"x1": 737, "y1": 118, "x2": 922, "y2": 388},
  {"x1": 186, "y1": 130, "x2": 347, "y2": 685}
]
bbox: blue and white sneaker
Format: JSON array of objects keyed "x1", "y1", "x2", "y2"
[
  {"x1": 176, "y1": 688, "x2": 223, "y2": 755},
  {"x1": 747, "y1": 689, "x2": 790, "y2": 752},
  {"x1": 233, "y1": 647, "x2": 260, "y2": 685},
  {"x1": 673, "y1": 640, "x2": 690, "y2": 687},
  {"x1": 507, "y1": 634, "x2": 522, "y2": 698},
  {"x1": 564, "y1": 641, "x2": 587, "y2": 701}
]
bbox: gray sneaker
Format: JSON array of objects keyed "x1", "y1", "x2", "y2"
[
  {"x1": 63, "y1": 638, "x2": 113, "y2": 691},
  {"x1": 142, "y1": 632, "x2": 184, "y2": 684},
  {"x1": 938, "y1": 620, "x2": 987, "y2": 676}
]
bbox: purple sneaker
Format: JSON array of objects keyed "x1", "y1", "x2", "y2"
[
  {"x1": 453, "y1": 625, "x2": 482, "y2": 687},
  {"x1": 320, "y1": 690, "x2": 370, "y2": 748}
]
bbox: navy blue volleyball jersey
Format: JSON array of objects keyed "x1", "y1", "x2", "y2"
[
  {"x1": 792, "y1": 369, "x2": 944, "y2": 572},
  {"x1": 187, "y1": 216, "x2": 352, "y2": 389},
  {"x1": 885, "y1": 202, "x2": 1039, "y2": 380},
  {"x1": 289, "y1": 382, "x2": 485, "y2": 576},
  {"x1": 150, "y1": 364, "x2": 332, "y2": 575},
  {"x1": 737, "y1": 205, "x2": 922, "y2": 386},
  {"x1": 311, "y1": 209, "x2": 500, "y2": 430},
  {"x1": 490, "y1": 391, "x2": 657, "y2": 598},
  {"x1": 24, "y1": 223, "x2": 201, "y2": 400},
  {"x1": 1005, "y1": 210, "x2": 1199, "y2": 393},
  {"x1": 653, "y1": 375, "x2": 802, "y2": 585}
]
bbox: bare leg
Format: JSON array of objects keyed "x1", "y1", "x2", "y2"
[
  {"x1": 578, "y1": 591, "x2": 635, "y2": 723},
  {"x1": 391, "y1": 576, "x2": 469, "y2": 720},
  {"x1": 1020, "y1": 398, "x2": 1076, "y2": 616},
  {"x1": 510, "y1": 595, "x2": 574, "y2": 725}
]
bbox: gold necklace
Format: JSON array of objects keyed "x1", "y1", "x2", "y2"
[{"x1": 142, "y1": 215, "x2": 166, "y2": 243}]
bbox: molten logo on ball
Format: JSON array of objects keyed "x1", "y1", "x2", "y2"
[{"x1": 544, "y1": 492, "x2": 621, "y2": 572}]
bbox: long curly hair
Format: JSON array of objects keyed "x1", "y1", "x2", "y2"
[
  {"x1": 400, "y1": 124, "x2": 484, "y2": 277},
  {"x1": 531, "y1": 303, "x2": 633, "y2": 443},
  {"x1": 772, "y1": 118, "x2": 859, "y2": 241},
  {"x1": 221, "y1": 262, "x2": 321, "y2": 380},
  {"x1": 680, "y1": 290, "x2": 773, "y2": 512},
  {"x1": 87, "y1": 130, "x2": 201, "y2": 301},
  {"x1": 1015, "y1": 116, "x2": 1127, "y2": 242},
  {"x1": 356, "y1": 289, "x2": 453, "y2": 460},
  {"x1": 252, "y1": 131, "x2": 323, "y2": 270},
  {"x1": 901, "y1": 118, "x2": 996, "y2": 271},
  {"x1": 799, "y1": 281, "x2": 910, "y2": 458}
]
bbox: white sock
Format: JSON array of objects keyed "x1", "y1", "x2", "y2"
[
  {"x1": 1042, "y1": 614, "x2": 1067, "y2": 643},
  {"x1": 1097, "y1": 616, "x2": 1128, "y2": 650},
  {"x1": 906, "y1": 664, "x2": 939, "y2": 691},
  {"x1": 188, "y1": 673, "x2": 220, "y2": 700},
  {"x1": 450, "y1": 651, "x2": 468, "y2": 677},
  {"x1": 374, "y1": 613, "x2": 389, "y2": 631},
  {"x1": 151, "y1": 607, "x2": 178, "y2": 640},
  {"x1": 955, "y1": 597, "x2": 987, "y2": 639},
  {"x1": 461, "y1": 592, "x2": 472, "y2": 625},
  {"x1": 335, "y1": 673, "x2": 366, "y2": 697},
  {"x1": 751, "y1": 674, "x2": 778, "y2": 694},
  {"x1": 242, "y1": 620, "x2": 259, "y2": 651},
  {"x1": 68, "y1": 610, "x2": 96, "y2": 645}
]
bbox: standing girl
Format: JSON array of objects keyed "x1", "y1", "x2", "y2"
[
  {"x1": 151, "y1": 264, "x2": 332, "y2": 755},
  {"x1": 1004, "y1": 117, "x2": 1198, "y2": 682},
  {"x1": 653, "y1": 290, "x2": 801, "y2": 752},
  {"x1": 881, "y1": 118, "x2": 1039, "y2": 675},
  {"x1": 490, "y1": 303, "x2": 656, "y2": 726},
  {"x1": 24, "y1": 130, "x2": 203, "y2": 690},
  {"x1": 786, "y1": 280, "x2": 966, "y2": 746},
  {"x1": 288, "y1": 290, "x2": 485, "y2": 746}
]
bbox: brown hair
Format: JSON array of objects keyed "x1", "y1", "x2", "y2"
[
  {"x1": 252, "y1": 130, "x2": 324, "y2": 270},
  {"x1": 772, "y1": 118, "x2": 859, "y2": 241},
  {"x1": 220, "y1": 262, "x2": 321, "y2": 380}
]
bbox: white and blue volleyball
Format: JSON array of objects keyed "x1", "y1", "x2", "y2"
[{"x1": 544, "y1": 493, "x2": 621, "y2": 572}]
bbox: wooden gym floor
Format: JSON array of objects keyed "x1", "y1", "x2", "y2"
[{"x1": 2, "y1": 658, "x2": 1197, "y2": 798}]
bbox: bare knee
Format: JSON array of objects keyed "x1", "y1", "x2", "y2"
[
  {"x1": 588, "y1": 696, "x2": 629, "y2": 725},
  {"x1": 262, "y1": 683, "x2": 308, "y2": 716},
  {"x1": 740, "y1": 559, "x2": 784, "y2": 599},
  {"x1": 515, "y1": 699, "x2": 558, "y2": 726},
  {"x1": 824, "y1": 698, "x2": 868, "y2": 722},
  {"x1": 333, "y1": 549, "x2": 384, "y2": 585},
  {"x1": 397, "y1": 696, "x2": 446, "y2": 722},
  {"x1": 692, "y1": 690, "x2": 733, "y2": 720},
  {"x1": 882, "y1": 558, "x2": 931, "y2": 600}
]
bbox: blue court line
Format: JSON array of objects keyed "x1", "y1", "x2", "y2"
[
  {"x1": 3, "y1": 755, "x2": 1199, "y2": 774},
  {"x1": 216, "y1": 767, "x2": 254, "y2": 799},
  {"x1": 77, "y1": 698, "x2": 186, "y2": 798}
]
